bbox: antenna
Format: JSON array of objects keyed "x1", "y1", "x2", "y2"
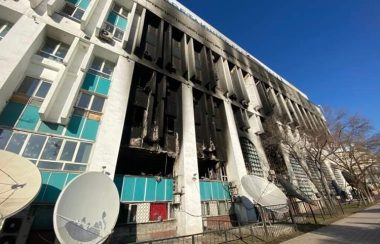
[
  {"x1": 0, "y1": 150, "x2": 42, "y2": 221},
  {"x1": 241, "y1": 175, "x2": 288, "y2": 213},
  {"x1": 53, "y1": 172, "x2": 120, "y2": 244}
]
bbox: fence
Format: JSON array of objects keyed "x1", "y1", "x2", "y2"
[{"x1": 111, "y1": 197, "x2": 373, "y2": 243}]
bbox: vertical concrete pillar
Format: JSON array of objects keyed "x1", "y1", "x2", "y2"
[
  {"x1": 89, "y1": 57, "x2": 135, "y2": 178},
  {"x1": 278, "y1": 94, "x2": 293, "y2": 123},
  {"x1": 293, "y1": 103, "x2": 308, "y2": 128},
  {"x1": 222, "y1": 100, "x2": 258, "y2": 223},
  {"x1": 304, "y1": 109, "x2": 318, "y2": 129},
  {"x1": 0, "y1": 15, "x2": 45, "y2": 111},
  {"x1": 176, "y1": 83, "x2": 202, "y2": 236},
  {"x1": 286, "y1": 99, "x2": 301, "y2": 126}
]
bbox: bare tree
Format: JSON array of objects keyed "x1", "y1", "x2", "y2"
[
  {"x1": 327, "y1": 110, "x2": 380, "y2": 205},
  {"x1": 261, "y1": 116, "x2": 336, "y2": 210}
]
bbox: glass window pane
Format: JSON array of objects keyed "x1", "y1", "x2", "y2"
[
  {"x1": 114, "y1": 29, "x2": 124, "y2": 41},
  {"x1": 102, "y1": 60, "x2": 114, "y2": 76},
  {"x1": 40, "y1": 38, "x2": 57, "y2": 55},
  {"x1": 75, "y1": 142, "x2": 92, "y2": 163},
  {"x1": 63, "y1": 163, "x2": 87, "y2": 171},
  {"x1": 91, "y1": 57, "x2": 103, "y2": 72},
  {"x1": 77, "y1": 93, "x2": 91, "y2": 109},
  {"x1": 73, "y1": 8, "x2": 85, "y2": 20},
  {"x1": 60, "y1": 141, "x2": 77, "y2": 161},
  {"x1": 62, "y1": 4, "x2": 75, "y2": 16},
  {"x1": 90, "y1": 96, "x2": 105, "y2": 112},
  {"x1": 40, "y1": 138, "x2": 63, "y2": 160},
  {"x1": 18, "y1": 77, "x2": 39, "y2": 97},
  {"x1": 6, "y1": 133, "x2": 27, "y2": 154},
  {"x1": 104, "y1": 23, "x2": 114, "y2": 32},
  {"x1": 0, "y1": 129, "x2": 12, "y2": 149},
  {"x1": 35, "y1": 82, "x2": 52, "y2": 98},
  {"x1": 0, "y1": 24, "x2": 12, "y2": 39},
  {"x1": 22, "y1": 135, "x2": 46, "y2": 159},
  {"x1": 37, "y1": 161, "x2": 63, "y2": 170},
  {"x1": 55, "y1": 43, "x2": 69, "y2": 59},
  {"x1": 113, "y1": 4, "x2": 121, "y2": 13}
]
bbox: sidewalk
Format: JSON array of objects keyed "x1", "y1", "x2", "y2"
[{"x1": 281, "y1": 203, "x2": 380, "y2": 244}]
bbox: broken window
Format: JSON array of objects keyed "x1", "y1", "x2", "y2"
[
  {"x1": 116, "y1": 64, "x2": 179, "y2": 176},
  {"x1": 239, "y1": 137, "x2": 264, "y2": 177}
]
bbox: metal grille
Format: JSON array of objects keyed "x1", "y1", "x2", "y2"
[
  {"x1": 290, "y1": 158, "x2": 314, "y2": 197},
  {"x1": 239, "y1": 137, "x2": 264, "y2": 177}
]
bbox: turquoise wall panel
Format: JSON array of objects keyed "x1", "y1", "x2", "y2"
[
  {"x1": 116, "y1": 17, "x2": 127, "y2": 30},
  {"x1": 81, "y1": 119, "x2": 99, "y2": 141},
  {"x1": 16, "y1": 105, "x2": 39, "y2": 130},
  {"x1": 200, "y1": 181, "x2": 230, "y2": 201},
  {"x1": 107, "y1": 12, "x2": 118, "y2": 25},
  {"x1": 166, "y1": 179, "x2": 173, "y2": 201},
  {"x1": 65, "y1": 115, "x2": 85, "y2": 138},
  {"x1": 156, "y1": 180, "x2": 166, "y2": 201},
  {"x1": 95, "y1": 77, "x2": 111, "y2": 96},
  {"x1": 38, "y1": 121, "x2": 64, "y2": 135},
  {"x1": 35, "y1": 171, "x2": 79, "y2": 203},
  {"x1": 114, "y1": 175, "x2": 124, "y2": 196},
  {"x1": 134, "y1": 177, "x2": 146, "y2": 201},
  {"x1": 66, "y1": 173, "x2": 79, "y2": 183},
  {"x1": 121, "y1": 177, "x2": 135, "y2": 202},
  {"x1": 35, "y1": 172, "x2": 51, "y2": 202},
  {"x1": 118, "y1": 176, "x2": 173, "y2": 202},
  {"x1": 78, "y1": 0, "x2": 90, "y2": 9},
  {"x1": 0, "y1": 102, "x2": 25, "y2": 127},
  {"x1": 82, "y1": 73, "x2": 97, "y2": 92},
  {"x1": 145, "y1": 178, "x2": 156, "y2": 201},
  {"x1": 42, "y1": 172, "x2": 66, "y2": 203},
  {"x1": 68, "y1": 0, "x2": 80, "y2": 5}
]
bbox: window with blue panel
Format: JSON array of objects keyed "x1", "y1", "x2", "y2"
[
  {"x1": 103, "y1": 4, "x2": 129, "y2": 41},
  {"x1": 200, "y1": 181, "x2": 230, "y2": 201},
  {"x1": 62, "y1": 0, "x2": 91, "y2": 21},
  {"x1": 116, "y1": 176, "x2": 173, "y2": 202},
  {"x1": 0, "y1": 102, "x2": 25, "y2": 127},
  {"x1": 35, "y1": 171, "x2": 79, "y2": 204}
]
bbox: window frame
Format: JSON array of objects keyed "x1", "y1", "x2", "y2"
[
  {"x1": 0, "y1": 128, "x2": 92, "y2": 172},
  {"x1": 102, "y1": 4, "x2": 129, "y2": 42},
  {"x1": 16, "y1": 77, "x2": 52, "y2": 100},
  {"x1": 75, "y1": 91, "x2": 106, "y2": 113},
  {"x1": 88, "y1": 57, "x2": 115, "y2": 79},
  {"x1": 38, "y1": 38, "x2": 70, "y2": 62},
  {"x1": 0, "y1": 20, "x2": 12, "y2": 41},
  {"x1": 61, "y1": 0, "x2": 90, "y2": 22}
]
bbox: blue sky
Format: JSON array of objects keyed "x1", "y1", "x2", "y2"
[{"x1": 178, "y1": 0, "x2": 380, "y2": 131}]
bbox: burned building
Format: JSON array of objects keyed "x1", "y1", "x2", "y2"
[{"x1": 0, "y1": 0, "x2": 348, "y2": 243}]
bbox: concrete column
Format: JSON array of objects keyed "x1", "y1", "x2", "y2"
[
  {"x1": 305, "y1": 109, "x2": 318, "y2": 129},
  {"x1": 293, "y1": 102, "x2": 308, "y2": 128},
  {"x1": 286, "y1": 99, "x2": 301, "y2": 126},
  {"x1": 244, "y1": 74, "x2": 262, "y2": 111},
  {"x1": 268, "y1": 87, "x2": 283, "y2": 115},
  {"x1": 176, "y1": 83, "x2": 202, "y2": 236},
  {"x1": 223, "y1": 99, "x2": 258, "y2": 223},
  {"x1": 300, "y1": 106, "x2": 315, "y2": 129},
  {"x1": 89, "y1": 57, "x2": 135, "y2": 179},
  {"x1": 0, "y1": 15, "x2": 45, "y2": 111},
  {"x1": 278, "y1": 94, "x2": 293, "y2": 123}
]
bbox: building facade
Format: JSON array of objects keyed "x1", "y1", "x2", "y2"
[{"x1": 0, "y1": 0, "x2": 349, "y2": 243}]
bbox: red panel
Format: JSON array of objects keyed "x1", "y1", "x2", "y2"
[{"x1": 150, "y1": 203, "x2": 168, "y2": 221}]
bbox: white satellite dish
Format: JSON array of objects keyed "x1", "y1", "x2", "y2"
[
  {"x1": 241, "y1": 175, "x2": 288, "y2": 213},
  {"x1": 53, "y1": 171, "x2": 120, "y2": 244},
  {"x1": 0, "y1": 150, "x2": 42, "y2": 220}
]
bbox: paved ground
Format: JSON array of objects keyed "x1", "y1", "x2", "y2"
[{"x1": 281, "y1": 203, "x2": 380, "y2": 244}]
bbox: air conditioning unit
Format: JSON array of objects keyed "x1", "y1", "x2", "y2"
[{"x1": 99, "y1": 29, "x2": 113, "y2": 42}]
